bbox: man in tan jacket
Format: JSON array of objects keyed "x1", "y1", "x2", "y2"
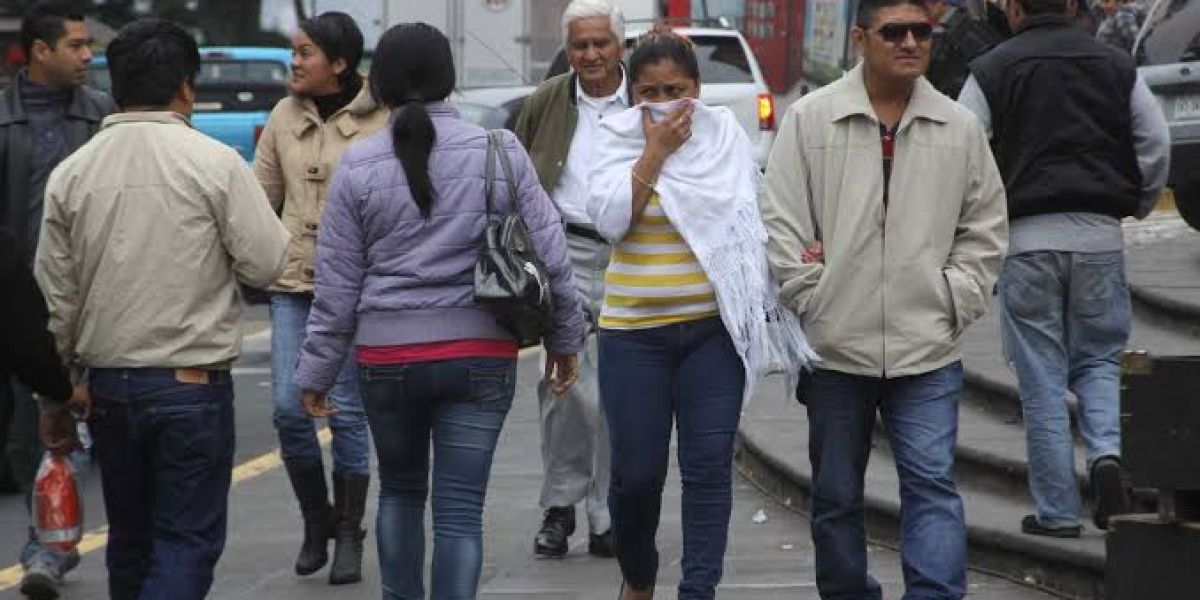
[
  {"x1": 761, "y1": 0, "x2": 1007, "y2": 597},
  {"x1": 34, "y1": 19, "x2": 289, "y2": 600}
]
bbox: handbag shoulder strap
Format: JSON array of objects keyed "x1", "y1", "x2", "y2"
[
  {"x1": 490, "y1": 130, "x2": 521, "y2": 208},
  {"x1": 484, "y1": 129, "x2": 498, "y2": 217}
]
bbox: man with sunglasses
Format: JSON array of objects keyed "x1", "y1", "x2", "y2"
[
  {"x1": 762, "y1": 0, "x2": 1007, "y2": 596},
  {"x1": 958, "y1": 0, "x2": 1170, "y2": 538}
]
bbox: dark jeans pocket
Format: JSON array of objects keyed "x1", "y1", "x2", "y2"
[
  {"x1": 467, "y1": 359, "x2": 517, "y2": 413},
  {"x1": 153, "y1": 384, "x2": 236, "y2": 469}
]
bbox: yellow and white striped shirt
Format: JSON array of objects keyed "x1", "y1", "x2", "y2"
[{"x1": 599, "y1": 195, "x2": 719, "y2": 330}]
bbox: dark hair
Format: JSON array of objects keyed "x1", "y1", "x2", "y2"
[
  {"x1": 627, "y1": 26, "x2": 700, "y2": 92},
  {"x1": 299, "y1": 11, "x2": 365, "y2": 93},
  {"x1": 20, "y1": 2, "x2": 85, "y2": 57},
  {"x1": 369, "y1": 23, "x2": 455, "y2": 218},
  {"x1": 106, "y1": 18, "x2": 200, "y2": 110},
  {"x1": 855, "y1": 0, "x2": 929, "y2": 28},
  {"x1": 1014, "y1": 0, "x2": 1070, "y2": 16}
]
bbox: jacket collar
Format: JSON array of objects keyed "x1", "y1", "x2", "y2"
[
  {"x1": 0, "y1": 69, "x2": 107, "y2": 127},
  {"x1": 573, "y1": 65, "x2": 629, "y2": 107},
  {"x1": 828, "y1": 62, "x2": 953, "y2": 130},
  {"x1": 566, "y1": 62, "x2": 628, "y2": 107},
  {"x1": 1016, "y1": 13, "x2": 1071, "y2": 35},
  {"x1": 101, "y1": 111, "x2": 193, "y2": 130},
  {"x1": 291, "y1": 84, "x2": 381, "y2": 139}
]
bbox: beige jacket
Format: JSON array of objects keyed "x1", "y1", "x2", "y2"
[
  {"x1": 34, "y1": 112, "x2": 290, "y2": 370},
  {"x1": 253, "y1": 86, "x2": 389, "y2": 292},
  {"x1": 762, "y1": 64, "x2": 1008, "y2": 378}
]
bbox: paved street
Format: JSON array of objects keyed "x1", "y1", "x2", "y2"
[{"x1": 0, "y1": 323, "x2": 1056, "y2": 599}]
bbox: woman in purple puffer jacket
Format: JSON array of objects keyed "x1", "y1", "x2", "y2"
[{"x1": 292, "y1": 22, "x2": 585, "y2": 600}]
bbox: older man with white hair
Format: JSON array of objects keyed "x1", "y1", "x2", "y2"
[{"x1": 514, "y1": 0, "x2": 626, "y2": 559}]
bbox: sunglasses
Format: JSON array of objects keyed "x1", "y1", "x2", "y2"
[{"x1": 874, "y1": 21, "x2": 934, "y2": 43}]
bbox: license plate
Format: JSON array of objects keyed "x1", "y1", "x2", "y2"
[
  {"x1": 1176, "y1": 95, "x2": 1200, "y2": 120},
  {"x1": 194, "y1": 101, "x2": 223, "y2": 112}
]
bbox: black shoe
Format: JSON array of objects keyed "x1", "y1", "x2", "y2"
[
  {"x1": 1091, "y1": 457, "x2": 1129, "y2": 530},
  {"x1": 328, "y1": 472, "x2": 369, "y2": 585},
  {"x1": 534, "y1": 506, "x2": 576, "y2": 558},
  {"x1": 588, "y1": 529, "x2": 615, "y2": 558},
  {"x1": 1021, "y1": 514, "x2": 1081, "y2": 538},
  {"x1": 19, "y1": 566, "x2": 59, "y2": 600},
  {"x1": 284, "y1": 463, "x2": 334, "y2": 576}
]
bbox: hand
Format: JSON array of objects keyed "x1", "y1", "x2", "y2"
[
  {"x1": 801, "y1": 241, "x2": 824, "y2": 265},
  {"x1": 301, "y1": 390, "x2": 337, "y2": 418},
  {"x1": 67, "y1": 383, "x2": 91, "y2": 420},
  {"x1": 642, "y1": 103, "x2": 694, "y2": 159},
  {"x1": 545, "y1": 352, "x2": 580, "y2": 396},
  {"x1": 39, "y1": 404, "x2": 80, "y2": 456}
]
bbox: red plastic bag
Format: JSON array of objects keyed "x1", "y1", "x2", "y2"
[{"x1": 33, "y1": 452, "x2": 82, "y2": 552}]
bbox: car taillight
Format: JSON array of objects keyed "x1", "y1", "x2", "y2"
[
  {"x1": 254, "y1": 124, "x2": 265, "y2": 147},
  {"x1": 758, "y1": 93, "x2": 775, "y2": 131}
]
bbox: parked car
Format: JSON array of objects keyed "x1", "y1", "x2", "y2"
[
  {"x1": 546, "y1": 19, "x2": 778, "y2": 169},
  {"x1": 1135, "y1": 0, "x2": 1200, "y2": 228},
  {"x1": 453, "y1": 84, "x2": 538, "y2": 131},
  {"x1": 88, "y1": 46, "x2": 292, "y2": 162}
]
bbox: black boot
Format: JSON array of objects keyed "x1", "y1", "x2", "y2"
[
  {"x1": 534, "y1": 506, "x2": 576, "y2": 558},
  {"x1": 284, "y1": 463, "x2": 334, "y2": 576},
  {"x1": 328, "y1": 472, "x2": 368, "y2": 585}
]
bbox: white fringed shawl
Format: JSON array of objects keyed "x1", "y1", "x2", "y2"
[{"x1": 587, "y1": 100, "x2": 818, "y2": 391}]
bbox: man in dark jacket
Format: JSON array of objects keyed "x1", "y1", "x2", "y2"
[
  {"x1": 0, "y1": 227, "x2": 73, "y2": 433},
  {"x1": 924, "y1": 0, "x2": 1008, "y2": 98},
  {"x1": 959, "y1": 0, "x2": 1170, "y2": 538},
  {"x1": 0, "y1": 3, "x2": 114, "y2": 598}
]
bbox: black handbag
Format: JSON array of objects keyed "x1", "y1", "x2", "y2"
[{"x1": 474, "y1": 130, "x2": 554, "y2": 346}]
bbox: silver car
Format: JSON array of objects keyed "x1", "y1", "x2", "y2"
[{"x1": 1135, "y1": 0, "x2": 1200, "y2": 227}]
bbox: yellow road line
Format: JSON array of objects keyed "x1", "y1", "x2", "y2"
[{"x1": 0, "y1": 427, "x2": 333, "y2": 590}]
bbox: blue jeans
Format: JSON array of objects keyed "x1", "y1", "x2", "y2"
[
  {"x1": 799, "y1": 363, "x2": 967, "y2": 600},
  {"x1": 360, "y1": 357, "x2": 516, "y2": 600},
  {"x1": 88, "y1": 368, "x2": 236, "y2": 600},
  {"x1": 270, "y1": 293, "x2": 369, "y2": 475},
  {"x1": 598, "y1": 318, "x2": 746, "y2": 600},
  {"x1": 999, "y1": 250, "x2": 1128, "y2": 528}
]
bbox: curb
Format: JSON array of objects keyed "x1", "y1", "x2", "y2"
[{"x1": 1129, "y1": 282, "x2": 1200, "y2": 322}]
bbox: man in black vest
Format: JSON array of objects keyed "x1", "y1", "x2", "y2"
[
  {"x1": 958, "y1": 0, "x2": 1170, "y2": 538},
  {"x1": 0, "y1": 3, "x2": 114, "y2": 598}
]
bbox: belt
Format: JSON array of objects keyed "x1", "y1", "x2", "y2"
[
  {"x1": 91, "y1": 367, "x2": 232, "y2": 385},
  {"x1": 565, "y1": 223, "x2": 607, "y2": 244}
]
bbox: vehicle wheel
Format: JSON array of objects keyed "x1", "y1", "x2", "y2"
[{"x1": 1175, "y1": 180, "x2": 1200, "y2": 231}]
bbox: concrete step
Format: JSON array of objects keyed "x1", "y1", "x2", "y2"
[{"x1": 736, "y1": 377, "x2": 1107, "y2": 600}]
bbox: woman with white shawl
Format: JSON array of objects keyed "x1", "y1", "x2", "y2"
[{"x1": 587, "y1": 28, "x2": 817, "y2": 600}]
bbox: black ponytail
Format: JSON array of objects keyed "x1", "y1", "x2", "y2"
[{"x1": 370, "y1": 23, "x2": 456, "y2": 218}]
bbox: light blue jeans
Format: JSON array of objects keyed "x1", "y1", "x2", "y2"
[
  {"x1": 999, "y1": 250, "x2": 1129, "y2": 528},
  {"x1": 270, "y1": 293, "x2": 369, "y2": 475}
]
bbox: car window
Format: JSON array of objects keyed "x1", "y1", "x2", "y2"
[
  {"x1": 687, "y1": 35, "x2": 755, "y2": 84},
  {"x1": 545, "y1": 33, "x2": 756, "y2": 84},
  {"x1": 1137, "y1": 0, "x2": 1200, "y2": 66},
  {"x1": 199, "y1": 60, "x2": 289, "y2": 84},
  {"x1": 87, "y1": 58, "x2": 289, "y2": 93}
]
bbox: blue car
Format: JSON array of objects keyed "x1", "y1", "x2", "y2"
[{"x1": 89, "y1": 47, "x2": 292, "y2": 162}]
